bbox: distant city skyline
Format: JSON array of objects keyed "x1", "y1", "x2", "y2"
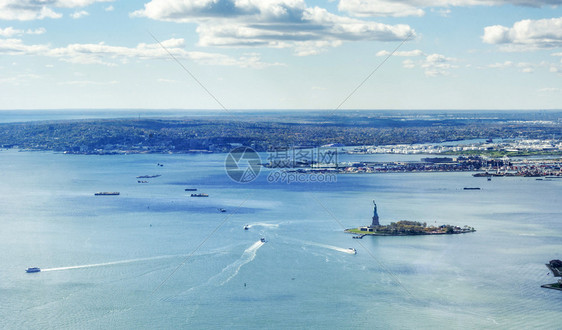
[{"x1": 1, "y1": 0, "x2": 562, "y2": 110}]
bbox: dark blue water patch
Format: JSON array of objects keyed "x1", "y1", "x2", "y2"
[{"x1": 59, "y1": 196, "x2": 261, "y2": 215}]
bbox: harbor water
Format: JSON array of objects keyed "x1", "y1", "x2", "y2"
[{"x1": 0, "y1": 149, "x2": 560, "y2": 329}]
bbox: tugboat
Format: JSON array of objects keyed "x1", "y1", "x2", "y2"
[
  {"x1": 244, "y1": 225, "x2": 249, "y2": 230},
  {"x1": 26, "y1": 267, "x2": 41, "y2": 273},
  {"x1": 218, "y1": 208, "x2": 227, "y2": 213},
  {"x1": 260, "y1": 237, "x2": 266, "y2": 243}
]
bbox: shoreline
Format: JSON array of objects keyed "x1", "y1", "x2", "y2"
[{"x1": 345, "y1": 228, "x2": 476, "y2": 236}]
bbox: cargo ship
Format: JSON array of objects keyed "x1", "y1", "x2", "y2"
[
  {"x1": 185, "y1": 188, "x2": 197, "y2": 191},
  {"x1": 94, "y1": 192, "x2": 120, "y2": 196},
  {"x1": 136, "y1": 175, "x2": 161, "y2": 179},
  {"x1": 26, "y1": 267, "x2": 41, "y2": 273}
]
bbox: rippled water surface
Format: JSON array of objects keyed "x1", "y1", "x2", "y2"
[{"x1": 1, "y1": 149, "x2": 560, "y2": 329}]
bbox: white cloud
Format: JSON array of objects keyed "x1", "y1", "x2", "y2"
[
  {"x1": 0, "y1": 26, "x2": 21, "y2": 37},
  {"x1": 58, "y1": 80, "x2": 118, "y2": 85},
  {"x1": 488, "y1": 60, "x2": 514, "y2": 68},
  {"x1": 0, "y1": 0, "x2": 113, "y2": 21},
  {"x1": 402, "y1": 59, "x2": 416, "y2": 69},
  {"x1": 538, "y1": 87, "x2": 562, "y2": 93},
  {"x1": 338, "y1": 0, "x2": 562, "y2": 17},
  {"x1": 376, "y1": 49, "x2": 424, "y2": 57},
  {"x1": 402, "y1": 53, "x2": 458, "y2": 76},
  {"x1": 338, "y1": 0, "x2": 424, "y2": 17},
  {"x1": 0, "y1": 73, "x2": 41, "y2": 85},
  {"x1": 293, "y1": 40, "x2": 343, "y2": 56},
  {"x1": 132, "y1": 0, "x2": 415, "y2": 55},
  {"x1": 422, "y1": 53, "x2": 458, "y2": 76},
  {"x1": 27, "y1": 27, "x2": 46, "y2": 35},
  {"x1": 0, "y1": 38, "x2": 50, "y2": 54},
  {"x1": 157, "y1": 78, "x2": 181, "y2": 83},
  {"x1": 432, "y1": 8, "x2": 452, "y2": 17},
  {"x1": 487, "y1": 60, "x2": 559, "y2": 73},
  {"x1": 70, "y1": 10, "x2": 89, "y2": 19},
  {"x1": 0, "y1": 37, "x2": 282, "y2": 68},
  {"x1": 0, "y1": 27, "x2": 46, "y2": 37},
  {"x1": 483, "y1": 17, "x2": 562, "y2": 51},
  {"x1": 104, "y1": 5, "x2": 114, "y2": 11}
]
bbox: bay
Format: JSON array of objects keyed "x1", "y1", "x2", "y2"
[{"x1": 0, "y1": 149, "x2": 560, "y2": 329}]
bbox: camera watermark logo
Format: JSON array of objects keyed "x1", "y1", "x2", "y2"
[
  {"x1": 265, "y1": 146, "x2": 339, "y2": 184},
  {"x1": 225, "y1": 146, "x2": 262, "y2": 183}
]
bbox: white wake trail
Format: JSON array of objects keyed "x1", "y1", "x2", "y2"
[
  {"x1": 220, "y1": 240, "x2": 265, "y2": 285},
  {"x1": 245, "y1": 223, "x2": 279, "y2": 229},
  {"x1": 40, "y1": 255, "x2": 182, "y2": 272},
  {"x1": 310, "y1": 242, "x2": 356, "y2": 254},
  {"x1": 200, "y1": 240, "x2": 265, "y2": 287},
  {"x1": 283, "y1": 237, "x2": 356, "y2": 255}
]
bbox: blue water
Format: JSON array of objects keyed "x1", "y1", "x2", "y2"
[{"x1": 0, "y1": 149, "x2": 561, "y2": 329}]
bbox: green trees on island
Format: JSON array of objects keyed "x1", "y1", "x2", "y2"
[{"x1": 346, "y1": 221, "x2": 476, "y2": 236}]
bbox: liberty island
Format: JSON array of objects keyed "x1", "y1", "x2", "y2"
[{"x1": 345, "y1": 201, "x2": 476, "y2": 236}]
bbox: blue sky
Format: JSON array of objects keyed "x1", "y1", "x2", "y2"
[{"x1": 1, "y1": 0, "x2": 561, "y2": 110}]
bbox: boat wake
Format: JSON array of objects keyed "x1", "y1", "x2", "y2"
[
  {"x1": 245, "y1": 222, "x2": 279, "y2": 229},
  {"x1": 309, "y1": 242, "x2": 356, "y2": 254},
  {"x1": 40, "y1": 254, "x2": 183, "y2": 272},
  {"x1": 207, "y1": 240, "x2": 265, "y2": 286},
  {"x1": 283, "y1": 238, "x2": 356, "y2": 255}
]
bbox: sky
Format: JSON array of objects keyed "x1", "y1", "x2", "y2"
[{"x1": 1, "y1": 0, "x2": 562, "y2": 110}]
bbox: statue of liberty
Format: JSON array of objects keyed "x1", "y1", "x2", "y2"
[{"x1": 371, "y1": 200, "x2": 380, "y2": 227}]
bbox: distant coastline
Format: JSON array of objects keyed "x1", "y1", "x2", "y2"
[{"x1": 1, "y1": 111, "x2": 560, "y2": 155}]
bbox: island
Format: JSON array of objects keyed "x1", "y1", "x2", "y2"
[{"x1": 345, "y1": 201, "x2": 476, "y2": 236}]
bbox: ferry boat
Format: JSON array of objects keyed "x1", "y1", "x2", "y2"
[
  {"x1": 26, "y1": 267, "x2": 41, "y2": 273},
  {"x1": 190, "y1": 193, "x2": 209, "y2": 197},
  {"x1": 94, "y1": 192, "x2": 120, "y2": 196}
]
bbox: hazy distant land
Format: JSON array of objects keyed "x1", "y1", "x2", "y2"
[{"x1": 0, "y1": 110, "x2": 560, "y2": 154}]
